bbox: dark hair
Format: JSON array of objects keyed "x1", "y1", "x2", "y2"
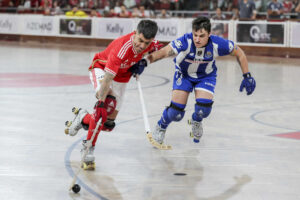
[
  {"x1": 192, "y1": 16, "x2": 211, "y2": 33},
  {"x1": 137, "y1": 20, "x2": 158, "y2": 39}
]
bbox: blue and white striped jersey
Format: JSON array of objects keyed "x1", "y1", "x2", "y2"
[{"x1": 170, "y1": 33, "x2": 234, "y2": 81}]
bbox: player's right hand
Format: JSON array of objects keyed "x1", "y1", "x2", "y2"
[
  {"x1": 129, "y1": 58, "x2": 148, "y2": 77},
  {"x1": 93, "y1": 100, "x2": 107, "y2": 123}
]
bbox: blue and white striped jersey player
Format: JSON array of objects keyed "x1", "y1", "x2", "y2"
[{"x1": 132, "y1": 16, "x2": 256, "y2": 145}]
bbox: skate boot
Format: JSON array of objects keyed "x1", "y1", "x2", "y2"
[
  {"x1": 65, "y1": 107, "x2": 88, "y2": 136},
  {"x1": 81, "y1": 140, "x2": 96, "y2": 170},
  {"x1": 188, "y1": 119, "x2": 203, "y2": 143},
  {"x1": 152, "y1": 124, "x2": 166, "y2": 144}
]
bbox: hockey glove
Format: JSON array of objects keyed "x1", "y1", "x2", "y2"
[
  {"x1": 93, "y1": 100, "x2": 107, "y2": 124},
  {"x1": 239, "y1": 72, "x2": 256, "y2": 95},
  {"x1": 130, "y1": 58, "x2": 149, "y2": 77}
]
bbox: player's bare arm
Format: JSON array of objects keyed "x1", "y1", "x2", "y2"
[
  {"x1": 147, "y1": 44, "x2": 175, "y2": 64},
  {"x1": 231, "y1": 45, "x2": 249, "y2": 74},
  {"x1": 96, "y1": 72, "x2": 115, "y2": 101}
]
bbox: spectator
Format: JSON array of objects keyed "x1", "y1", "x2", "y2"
[
  {"x1": 131, "y1": 6, "x2": 140, "y2": 17},
  {"x1": 51, "y1": 1, "x2": 63, "y2": 15},
  {"x1": 123, "y1": 0, "x2": 136, "y2": 9},
  {"x1": 212, "y1": 7, "x2": 226, "y2": 20},
  {"x1": 231, "y1": 7, "x2": 239, "y2": 19},
  {"x1": 238, "y1": 0, "x2": 257, "y2": 20},
  {"x1": 44, "y1": 7, "x2": 51, "y2": 15},
  {"x1": 139, "y1": 5, "x2": 150, "y2": 18},
  {"x1": 65, "y1": 5, "x2": 87, "y2": 17},
  {"x1": 157, "y1": 8, "x2": 171, "y2": 18},
  {"x1": 170, "y1": 0, "x2": 183, "y2": 10},
  {"x1": 282, "y1": 0, "x2": 293, "y2": 13},
  {"x1": 254, "y1": 0, "x2": 262, "y2": 11},
  {"x1": 23, "y1": 0, "x2": 31, "y2": 11},
  {"x1": 114, "y1": 1, "x2": 121, "y2": 14},
  {"x1": 104, "y1": 8, "x2": 117, "y2": 17},
  {"x1": 296, "y1": 2, "x2": 300, "y2": 19},
  {"x1": 90, "y1": 7, "x2": 101, "y2": 17},
  {"x1": 267, "y1": 0, "x2": 283, "y2": 19},
  {"x1": 119, "y1": 5, "x2": 131, "y2": 17}
]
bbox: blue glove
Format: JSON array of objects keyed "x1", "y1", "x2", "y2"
[
  {"x1": 239, "y1": 72, "x2": 256, "y2": 95},
  {"x1": 129, "y1": 58, "x2": 148, "y2": 77}
]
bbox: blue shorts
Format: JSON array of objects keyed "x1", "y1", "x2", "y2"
[{"x1": 172, "y1": 71, "x2": 217, "y2": 95}]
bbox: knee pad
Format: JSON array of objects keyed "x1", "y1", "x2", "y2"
[
  {"x1": 167, "y1": 102, "x2": 185, "y2": 122},
  {"x1": 104, "y1": 95, "x2": 117, "y2": 116},
  {"x1": 102, "y1": 119, "x2": 115, "y2": 132},
  {"x1": 194, "y1": 99, "x2": 213, "y2": 119},
  {"x1": 82, "y1": 123, "x2": 89, "y2": 130}
]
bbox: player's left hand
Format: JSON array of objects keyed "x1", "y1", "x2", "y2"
[
  {"x1": 93, "y1": 100, "x2": 107, "y2": 123},
  {"x1": 129, "y1": 58, "x2": 148, "y2": 77},
  {"x1": 239, "y1": 72, "x2": 256, "y2": 95}
]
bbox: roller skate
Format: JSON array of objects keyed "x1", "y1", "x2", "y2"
[
  {"x1": 65, "y1": 107, "x2": 88, "y2": 136},
  {"x1": 188, "y1": 119, "x2": 203, "y2": 143},
  {"x1": 81, "y1": 140, "x2": 96, "y2": 170},
  {"x1": 146, "y1": 124, "x2": 172, "y2": 150}
]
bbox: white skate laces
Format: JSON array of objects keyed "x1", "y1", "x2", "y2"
[
  {"x1": 81, "y1": 140, "x2": 95, "y2": 163},
  {"x1": 190, "y1": 119, "x2": 203, "y2": 142},
  {"x1": 67, "y1": 108, "x2": 88, "y2": 136},
  {"x1": 152, "y1": 124, "x2": 166, "y2": 144}
]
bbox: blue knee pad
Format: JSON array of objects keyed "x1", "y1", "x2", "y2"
[
  {"x1": 167, "y1": 102, "x2": 185, "y2": 122},
  {"x1": 192, "y1": 98, "x2": 213, "y2": 121},
  {"x1": 158, "y1": 101, "x2": 185, "y2": 129}
]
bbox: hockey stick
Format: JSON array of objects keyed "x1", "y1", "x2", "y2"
[
  {"x1": 69, "y1": 117, "x2": 103, "y2": 191},
  {"x1": 136, "y1": 79, "x2": 171, "y2": 150}
]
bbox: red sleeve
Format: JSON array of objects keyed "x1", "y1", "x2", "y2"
[
  {"x1": 148, "y1": 40, "x2": 164, "y2": 53},
  {"x1": 104, "y1": 50, "x2": 122, "y2": 76}
]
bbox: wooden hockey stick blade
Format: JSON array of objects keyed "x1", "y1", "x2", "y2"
[{"x1": 146, "y1": 132, "x2": 172, "y2": 150}]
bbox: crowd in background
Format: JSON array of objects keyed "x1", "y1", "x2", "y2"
[{"x1": 0, "y1": 0, "x2": 299, "y2": 19}]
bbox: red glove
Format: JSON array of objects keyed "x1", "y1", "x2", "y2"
[{"x1": 93, "y1": 100, "x2": 107, "y2": 124}]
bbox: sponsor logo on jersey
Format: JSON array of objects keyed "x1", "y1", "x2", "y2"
[
  {"x1": 205, "y1": 51, "x2": 212, "y2": 58},
  {"x1": 205, "y1": 82, "x2": 215, "y2": 87},
  {"x1": 174, "y1": 40, "x2": 182, "y2": 49},
  {"x1": 185, "y1": 59, "x2": 210, "y2": 64},
  {"x1": 189, "y1": 53, "x2": 194, "y2": 56},
  {"x1": 197, "y1": 50, "x2": 202, "y2": 56},
  {"x1": 176, "y1": 77, "x2": 182, "y2": 86}
]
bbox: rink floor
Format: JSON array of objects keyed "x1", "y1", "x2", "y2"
[{"x1": 0, "y1": 43, "x2": 300, "y2": 200}]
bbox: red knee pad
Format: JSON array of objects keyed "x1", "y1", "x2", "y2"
[{"x1": 104, "y1": 95, "x2": 117, "y2": 116}]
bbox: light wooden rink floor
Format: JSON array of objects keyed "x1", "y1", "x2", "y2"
[{"x1": 0, "y1": 44, "x2": 300, "y2": 200}]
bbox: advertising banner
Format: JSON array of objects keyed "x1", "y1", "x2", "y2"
[
  {"x1": 0, "y1": 14, "x2": 19, "y2": 34},
  {"x1": 236, "y1": 23, "x2": 284, "y2": 45},
  {"x1": 154, "y1": 19, "x2": 179, "y2": 41},
  {"x1": 290, "y1": 22, "x2": 300, "y2": 47},
  {"x1": 184, "y1": 19, "x2": 229, "y2": 39},
  {"x1": 23, "y1": 15, "x2": 57, "y2": 35},
  {"x1": 60, "y1": 18, "x2": 92, "y2": 36},
  {"x1": 95, "y1": 18, "x2": 133, "y2": 39}
]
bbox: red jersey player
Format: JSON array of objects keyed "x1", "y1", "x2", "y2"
[{"x1": 65, "y1": 20, "x2": 160, "y2": 170}]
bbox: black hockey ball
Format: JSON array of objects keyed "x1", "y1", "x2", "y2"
[{"x1": 72, "y1": 184, "x2": 81, "y2": 193}]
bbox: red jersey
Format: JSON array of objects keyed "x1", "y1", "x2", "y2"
[{"x1": 89, "y1": 31, "x2": 161, "y2": 83}]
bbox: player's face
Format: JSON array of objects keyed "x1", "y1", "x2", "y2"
[
  {"x1": 133, "y1": 32, "x2": 153, "y2": 54},
  {"x1": 192, "y1": 28, "x2": 210, "y2": 48}
]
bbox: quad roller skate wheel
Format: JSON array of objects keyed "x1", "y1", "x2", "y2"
[
  {"x1": 82, "y1": 162, "x2": 95, "y2": 170},
  {"x1": 187, "y1": 119, "x2": 191, "y2": 125},
  {"x1": 72, "y1": 184, "x2": 81, "y2": 193},
  {"x1": 190, "y1": 132, "x2": 194, "y2": 138},
  {"x1": 72, "y1": 107, "x2": 79, "y2": 115},
  {"x1": 65, "y1": 128, "x2": 69, "y2": 135},
  {"x1": 65, "y1": 121, "x2": 72, "y2": 127}
]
